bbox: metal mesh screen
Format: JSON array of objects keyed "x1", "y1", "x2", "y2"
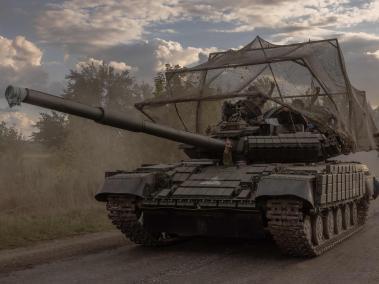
[{"x1": 137, "y1": 37, "x2": 378, "y2": 152}]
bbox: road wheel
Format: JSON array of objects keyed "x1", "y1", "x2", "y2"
[
  {"x1": 342, "y1": 204, "x2": 351, "y2": 229},
  {"x1": 312, "y1": 214, "x2": 324, "y2": 245},
  {"x1": 323, "y1": 210, "x2": 334, "y2": 239},
  {"x1": 351, "y1": 202, "x2": 358, "y2": 226},
  {"x1": 334, "y1": 207, "x2": 343, "y2": 234},
  {"x1": 303, "y1": 215, "x2": 312, "y2": 244}
]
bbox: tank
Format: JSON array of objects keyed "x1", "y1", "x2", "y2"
[{"x1": 4, "y1": 37, "x2": 379, "y2": 257}]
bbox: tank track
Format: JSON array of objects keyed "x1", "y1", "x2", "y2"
[
  {"x1": 106, "y1": 195, "x2": 178, "y2": 246},
  {"x1": 267, "y1": 197, "x2": 370, "y2": 257}
]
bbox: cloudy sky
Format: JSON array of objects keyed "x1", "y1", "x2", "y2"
[{"x1": 1, "y1": 0, "x2": 379, "y2": 136}]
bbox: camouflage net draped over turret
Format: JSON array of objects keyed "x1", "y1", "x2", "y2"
[{"x1": 137, "y1": 37, "x2": 378, "y2": 153}]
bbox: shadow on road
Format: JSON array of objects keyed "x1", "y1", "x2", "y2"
[{"x1": 124, "y1": 236, "x2": 291, "y2": 262}]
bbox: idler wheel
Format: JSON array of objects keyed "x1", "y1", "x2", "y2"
[
  {"x1": 343, "y1": 204, "x2": 351, "y2": 229},
  {"x1": 323, "y1": 210, "x2": 334, "y2": 239},
  {"x1": 334, "y1": 207, "x2": 343, "y2": 234},
  {"x1": 312, "y1": 214, "x2": 324, "y2": 245},
  {"x1": 351, "y1": 202, "x2": 358, "y2": 226}
]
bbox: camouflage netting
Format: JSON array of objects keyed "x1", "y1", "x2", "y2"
[{"x1": 136, "y1": 36, "x2": 378, "y2": 153}]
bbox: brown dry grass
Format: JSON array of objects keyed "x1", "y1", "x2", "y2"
[
  {"x1": 0, "y1": 120, "x2": 182, "y2": 250},
  {"x1": 0, "y1": 150, "x2": 113, "y2": 249}
]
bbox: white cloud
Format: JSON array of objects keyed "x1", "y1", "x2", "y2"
[
  {"x1": 152, "y1": 38, "x2": 217, "y2": 71},
  {"x1": 75, "y1": 58, "x2": 103, "y2": 70},
  {"x1": 87, "y1": 38, "x2": 218, "y2": 82},
  {"x1": 0, "y1": 34, "x2": 48, "y2": 92},
  {"x1": 213, "y1": 25, "x2": 256, "y2": 33},
  {"x1": 37, "y1": 0, "x2": 183, "y2": 53},
  {"x1": 159, "y1": 29, "x2": 178, "y2": 34},
  {"x1": 269, "y1": 29, "x2": 379, "y2": 48},
  {"x1": 0, "y1": 35, "x2": 42, "y2": 70},
  {"x1": 0, "y1": 111, "x2": 36, "y2": 138},
  {"x1": 340, "y1": 32, "x2": 379, "y2": 44},
  {"x1": 205, "y1": 0, "x2": 379, "y2": 33},
  {"x1": 35, "y1": 0, "x2": 379, "y2": 57},
  {"x1": 0, "y1": 35, "x2": 49, "y2": 137},
  {"x1": 75, "y1": 57, "x2": 136, "y2": 73},
  {"x1": 268, "y1": 27, "x2": 336, "y2": 44},
  {"x1": 367, "y1": 50, "x2": 379, "y2": 59},
  {"x1": 109, "y1": 61, "x2": 134, "y2": 72}
]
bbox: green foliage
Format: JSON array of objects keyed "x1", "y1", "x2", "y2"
[
  {"x1": 165, "y1": 64, "x2": 188, "y2": 95},
  {"x1": 62, "y1": 62, "x2": 138, "y2": 166},
  {"x1": 0, "y1": 121, "x2": 23, "y2": 152},
  {"x1": 153, "y1": 72, "x2": 166, "y2": 97},
  {"x1": 65, "y1": 62, "x2": 150, "y2": 111},
  {"x1": 31, "y1": 112, "x2": 68, "y2": 149},
  {"x1": 61, "y1": 60, "x2": 174, "y2": 169}
]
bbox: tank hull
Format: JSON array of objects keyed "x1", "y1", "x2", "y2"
[{"x1": 100, "y1": 159, "x2": 375, "y2": 256}]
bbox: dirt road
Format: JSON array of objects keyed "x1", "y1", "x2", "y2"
[{"x1": 1, "y1": 201, "x2": 379, "y2": 284}]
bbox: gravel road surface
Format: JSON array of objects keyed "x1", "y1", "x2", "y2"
[{"x1": 1, "y1": 201, "x2": 379, "y2": 284}]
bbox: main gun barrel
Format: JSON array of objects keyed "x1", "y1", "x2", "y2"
[{"x1": 5, "y1": 86, "x2": 226, "y2": 151}]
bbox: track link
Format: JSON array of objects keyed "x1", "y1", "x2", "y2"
[
  {"x1": 106, "y1": 196, "x2": 177, "y2": 246},
  {"x1": 267, "y1": 198, "x2": 369, "y2": 257}
]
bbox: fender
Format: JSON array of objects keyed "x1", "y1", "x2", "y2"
[
  {"x1": 256, "y1": 174, "x2": 315, "y2": 207},
  {"x1": 95, "y1": 172, "x2": 156, "y2": 201}
]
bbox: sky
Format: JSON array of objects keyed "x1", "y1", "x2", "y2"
[{"x1": 1, "y1": 0, "x2": 379, "y2": 137}]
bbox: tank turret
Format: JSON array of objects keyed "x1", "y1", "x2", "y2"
[
  {"x1": 5, "y1": 86, "x2": 346, "y2": 163},
  {"x1": 5, "y1": 86, "x2": 226, "y2": 153}
]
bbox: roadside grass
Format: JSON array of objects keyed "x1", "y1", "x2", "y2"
[
  {"x1": 0, "y1": 207, "x2": 113, "y2": 250},
  {"x1": 0, "y1": 151, "x2": 116, "y2": 250},
  {"x1": 0, "y1": 125, "x2": 181, "y2": 251}
]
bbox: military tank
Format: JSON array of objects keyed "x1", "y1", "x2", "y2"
[{"x1": 4, "y1": 37, "x2": 379, "y2": 257}]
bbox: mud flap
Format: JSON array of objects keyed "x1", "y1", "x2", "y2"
[
  {"x1": 95, "y1": 172, "x2": 155, "y2": 201},
  {"x1": 256, "y1": 174, "x2": 315, "y2": 207}
]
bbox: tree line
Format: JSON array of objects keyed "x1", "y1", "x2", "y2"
[{"x1": 1, "y1": 61, "x2": 162, "y2": 151}]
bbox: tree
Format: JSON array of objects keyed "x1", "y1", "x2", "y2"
[
  {"x1": 0, "y1": 122, "x2": 23, "y2": 152},
  {"x1": 31, "y1": 111, "x2": 68, "y2": 149},
  {"x1": 65, "y1": 62, "x2": 141, "y2": 112},
  {"x1": 153, "y1": 72, "x2": 166, "y2": 97},
  {"x1": 57, "y1": 60, "x2": 180, "y2": 174}
]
